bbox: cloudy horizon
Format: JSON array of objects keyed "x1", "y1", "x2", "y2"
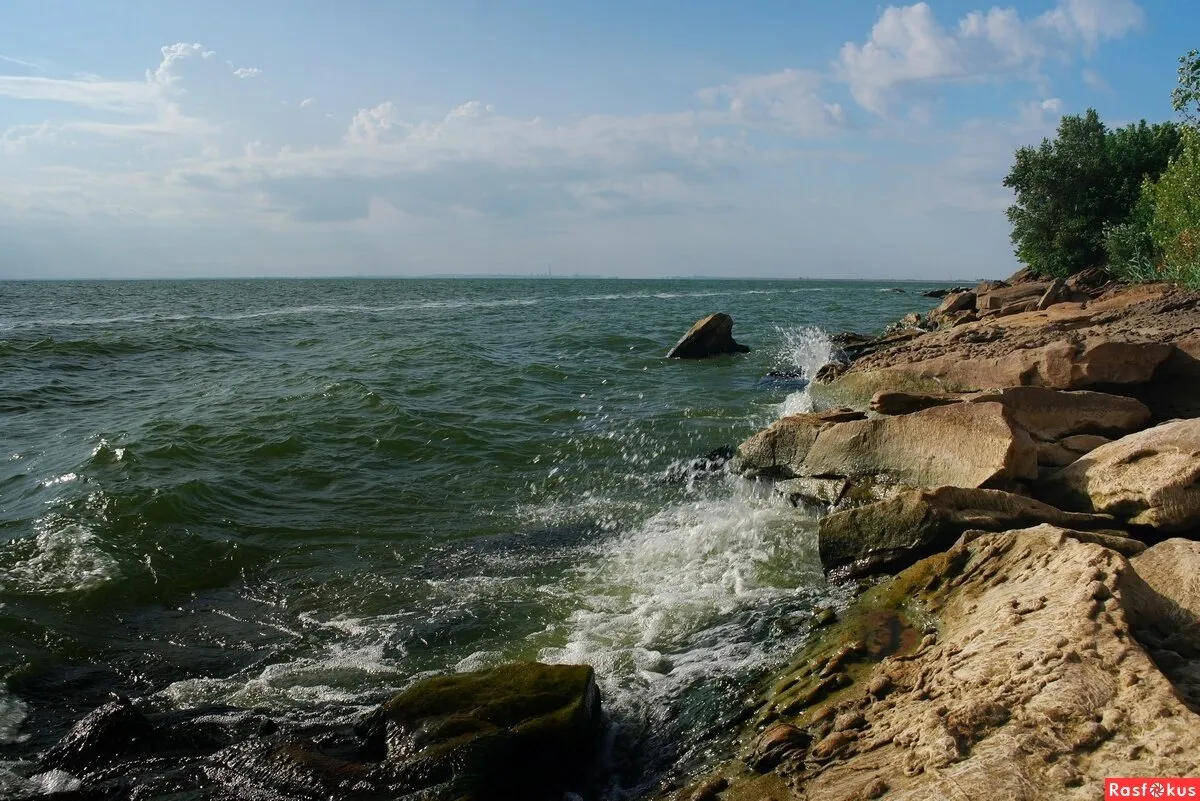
[{"x1": 1, "y1": 0, "x2": 1192, "y2": 279}]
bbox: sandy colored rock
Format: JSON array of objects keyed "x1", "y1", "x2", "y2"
[
  {"x1": 818, "y1": 487, "x2": 1117, "y2": 576},
  {"x1": 957, "y1": 523, "x2": 1146, "y2": 558},
  {"x1": 719, "y1": 528, "x2": 1200, "y2": 801},
  {"x1": 978, "y1": 282, "x2": 1049, "y2": 311},
  {"x1": 868, "y1": 390, "x2": 965, "y2": 415},
  {"x1": 830, "y1": 284, "x2": 1199, "y2": 399},
  {"x1": 800, "y1": 401, "x2": 1038, "y2": 490},
  {"x1": 1038, "y1": 418, "x2": 1200, "y2": 531},
  {"x1": 666, "y1": 312, "x2": 750, "y2": 358},
  {"x1": 968, "y1": 386, "x2": 1151, "y2": 441},
  {"x1": 732, "y1": 410, "x2": 866, "y2": 479}
]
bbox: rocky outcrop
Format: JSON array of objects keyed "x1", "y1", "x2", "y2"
[
  {"x1": 817, "y1": 487, "x2": 1119, "y2": 577},
  {"x1": 666, "y1": 312, "x2": 750, "y2": 358},
  {"x1": 819, "y1": 284, "x2": 1199, "y2": 401},
  {"x1": 1039, "y1": 418, "x2": 1200, "y2": 532},
  {"x1": 696, "y1": 528, "x2": 1200, "y2": 801},
  {"x1": 869, "y1": 390, "x2": 964, "y2": 415}
]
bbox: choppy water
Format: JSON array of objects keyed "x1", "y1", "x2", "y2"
[{"x1": 0, "y1": 278, "x2": 944, "y2": 797}]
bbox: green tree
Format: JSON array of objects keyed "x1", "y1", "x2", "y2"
[
  {"x1": 1172, "y1": 49, "x2": 1200, "y2": 125},
  {"x1": 1004, "y1": 110, "x2": 1180, "y2": 278},
  {"x1": 1148, "y1": 126, "x2": 1200, "y2": 284}
]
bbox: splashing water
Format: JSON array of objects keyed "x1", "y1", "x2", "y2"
[{"x1": 771, "y1": 325, "x2": 834, "y2": 418}]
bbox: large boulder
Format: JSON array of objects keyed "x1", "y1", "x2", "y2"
[
  {"x1": 818, "y1": 487, "x2": 1119, "y2": 577},
  {"x1": 977, "y1": 282, "x2": 1049, "y2": 311},
  {"x1": 967, "y1": 386, "x2": 1151, "y2": 441},
  {"x1": 1038, "y1": 418, "x2": 1200, "y2": 531},
  {"x1": 206, "y1": 662, "x2": 604, "y2": 801},
  {"x1": 720, "y1": 528, "x2": 1200, "y2": 801},
  {"x1": 800, "y1": 401, "x2": 1038, "y2": 490},
  {"x1": 666, "y1": 313, "x2": 750, "y2": 358}
]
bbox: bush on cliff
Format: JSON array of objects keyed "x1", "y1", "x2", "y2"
[
  {"x1": 1004, "y1": 110, "x2": 1181, "y2": 279},
  {"x1": 1146, "y1": 127, "x2": 1200, "y2": 288}
]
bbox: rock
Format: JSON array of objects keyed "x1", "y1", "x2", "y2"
[
  {"x1": 966, "y1": 386, "x2": 1151, "y2": 441},
  {"x1": 923, "y1": 287, "x2": 970, "y2": 299},
  {"x1": 1132, "y1": 539, "x2": 1200, "y2": 619},
  {"x1": 818, "y1": 487, "x2": 1117, "y2": 577},
  {"x1": 932, "y1": 290, "x2": 975, "y2": 317},
  {"x1": 1060, "y1": 433, "x2": 1111, "y2": 453},
  {"x1": 1038, "y1": 419, "x2": 1200, "y2": 531},
  {"x1": 869, "y1": 390, "x2": 964, "y2": 415},
  {"x1": 1036, "y1": 278, "x2": 1070, "y2": 310},
  {"x1": 996, "y1": 299, "x2": 1039, "y2": 317},
  {"x1": 747, "y1": 722, "x2": 812, "y2": 772},
  {"x1": 1065, "y1": 266, "x2": 1112, "y2": 293},
  {"x1": 775, "y1": 476, "x2": 849, "y2": 509},
  {"x1": 799, "y1": 402, "x2": 1038, "y2": 490},
  {"x1": 732, "y1": 410, "x2": 867, "y2": 479},
  {"x1": 206, "y1": 662, "x2": 603, "y2": 801},
  {"x1": 957, "y1": 523, "x2": 1146, "y2": 558},
  {"x1": 713, "y1": 527, "x2": 1200, "y2": 800},
  {"x1": 814, "y1": 362, "x2": 849, "y2": 383},
  {"x1": 830, "y1": 284, "x2": 1198, "y2": 400},
  {"x1": 977, "y1": 282, "x2": 1049, "y2": 311},
  {"x1": 666, "y1": 313, "x2": 749, "y2": 359}
]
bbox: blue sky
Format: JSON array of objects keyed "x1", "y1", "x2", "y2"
[{"x1": 0, "y1": 0, "x2": 1195, "y2": 279}]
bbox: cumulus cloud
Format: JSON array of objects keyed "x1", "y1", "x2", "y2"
[
  {"x1": 233, "y1": 67, "x2": 261, "y2": 79},
  {"x1": 837, "y1": 0, "x2": 1144, "y2": 115},
  {"x1": 300, "y1": 97, "x2": 315, "y2": 108}
]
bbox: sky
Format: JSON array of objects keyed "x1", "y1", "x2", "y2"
[{"x1": 0, "y1": 0, "x2": 1196, "y2": 280}]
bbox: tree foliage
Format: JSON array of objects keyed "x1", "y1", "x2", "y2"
[
  {"x1": 1148, "y1": 126, "x2": 1200, "y2": 282},
  {"x1": 1004, "y1": 110, "x2": 1180, "y2": 278},
  {"x1": 1172, "y1": 49, "x2": 1200, "y2": 125}
]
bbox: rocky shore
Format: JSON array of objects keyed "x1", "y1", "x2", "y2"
[{"x1": 667, "y1": 274, "x2": 1200, "y2": 800}]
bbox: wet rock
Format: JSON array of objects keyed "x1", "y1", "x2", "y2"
[
  {"x1": 818, "y1": 487, "x2": 1116, "y2": 577},
  {"x1": 208, "y1": 662, "x2": 603, "y2": 801},
  {"x1": 1038, "y1": 419, "x2": 1200, "y2": 531},
  {"x1": 923, "y1": 287, "x2": 970, "y2": 299},
  {"x1": 748, "y1": 723, "x2": 813, "y2": 772},
  {"x1": 667, "y1": 313, "x2": 749, "y2": 359}
]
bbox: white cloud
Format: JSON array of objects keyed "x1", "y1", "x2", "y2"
[
  {"x1": 233, "y1": 67, "x2": 261, "y2": 79},
  {"x1": 837, "y1": 0, "x2": 1145, "y2": 115},
  {"x1": 1041, "y1": 97, "x2": 1063, "y2": 111},
  {"x1": 0, "y1": 75, "x2": 158, "y2": 113},
  {"x1": 300, "y1": 97, "x2": 315, "y2": 108},
  {"x1": 699, "y1": 68, "x2": 848, "y2": 135},
  {"x1": 146, "y1": 43, "x2": 214, "y2": 87}
]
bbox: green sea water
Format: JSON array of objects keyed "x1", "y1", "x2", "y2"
[{"x1": 0, "y1": 278, "x2": 946, "y2": 796}]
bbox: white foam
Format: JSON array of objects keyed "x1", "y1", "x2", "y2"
[
  {"x1": 0, "y1": 518, "x2": 122, "y2": 595},
  {"x1": 770, "y1": 325, "x2": 834, "y2": 420},
  {"x1": 533, "y1": 481, "x2": 823, "y2": 722},
  {"x1": 0, "y1": 690, "x2": 28, "y2": 745}
]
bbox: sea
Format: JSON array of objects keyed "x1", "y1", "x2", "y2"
[{"x1": 0, "y1": 278, "x2": 949, "y2": 798}]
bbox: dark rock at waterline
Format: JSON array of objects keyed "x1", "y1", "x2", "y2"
[
  {"x1": 923, "y1": 286, "x2": 970, "y2": 299},
  {"x1": 207, "y1": 662, "x2": 604, "y2": 801},
  {"x1": 666, "y1": 313, "x2": 749, "y2": 359},
  {"x1": 664, "y1": 445, "x2": 735, "y2": 482}
]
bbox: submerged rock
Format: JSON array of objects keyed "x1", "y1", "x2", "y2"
[
  {"x1": 817, "y1": 486, "x2": 1118, "y2": 577},
  {"x1": 1038, "y1": 418, "x2": 1200, "y2": 531},
  {"x1": 666, "y1": 313, "x2": 749, "y2": 359}
]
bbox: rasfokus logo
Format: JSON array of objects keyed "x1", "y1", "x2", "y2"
[{"x1": 1106, "y1": 778, "x2": 1200, "y2": 798}]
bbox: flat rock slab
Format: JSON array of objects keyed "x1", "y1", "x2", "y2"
[{"x1": 1038, "y1": 418, "x2": 1200, "y2": 531}]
